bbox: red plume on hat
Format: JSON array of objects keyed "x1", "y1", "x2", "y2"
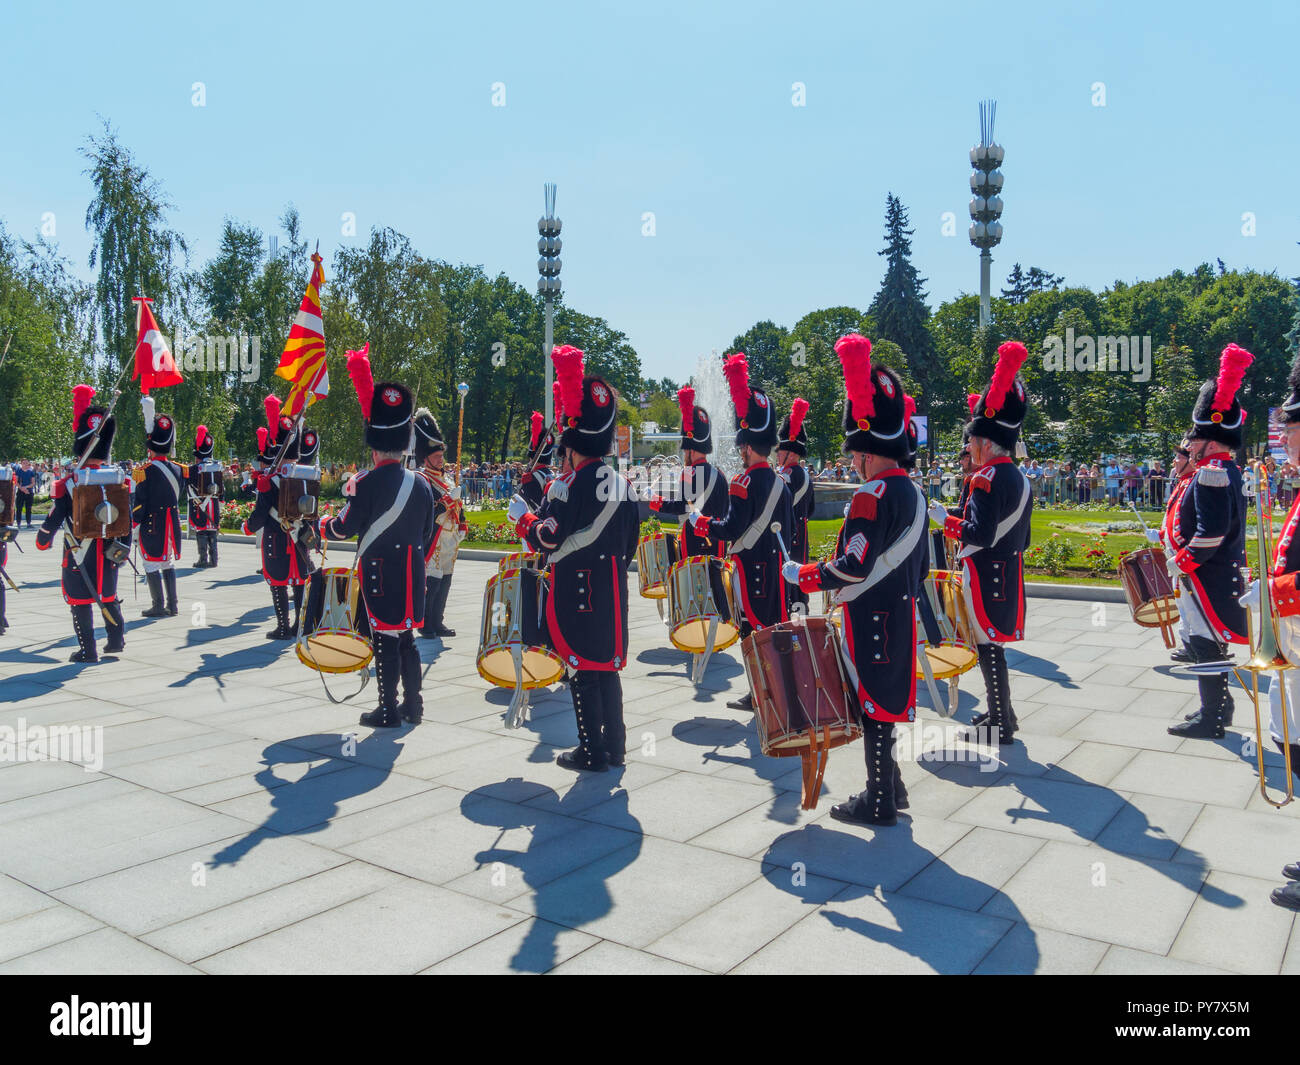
[
  {"x1": 552, "y1": 345, "x2": 585, "y2": 427},
  {"x1": 788, "y1": 397, "x2": 810, "y2": 439},
  {"x1": 72, "y1": 384, "x2": 96, "y2": 429},
  {"x1": 529, "y1": 411, "x2": 544, "y2": 450},
  {"x1": 1213, "y1": 343, "x2": 1253, "y2": 411},
  {"x1": 346, "y1": 343, "x2": 374, "y2": 419},
  {"x1": 987, "y1": 341, "x2": 1029, "y2": 412},
  {"x1": 835, "y1": 333, "x2": 875, "y2": 420},
  {"x1": 196, "y1": 424, "x2": 209, "y2": 448},
  {"x1": 723, "y1": 353, "x2": 750, "y2": 421},
  {"x1": 967, "y1": 392, "x2": 981, "y2": 416},
  {"x1": 256, "y1": 426, "x2": 268, "y2": 454},
  {"x1": 552, "y1": 382, "x2": 563, "y2": 426},
  {"x1": 263, "y1": 394, "x2": 282, "y2": 433},
  {"x1": 677, "y1": 386, "x2": 696, "y2": 437},
  {"x1": 904, "y1": 394, "x2": 917, "y2": 423}
]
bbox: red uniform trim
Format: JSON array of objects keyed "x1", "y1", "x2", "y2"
[
  {"x1": 797, "y1": 563, "x2": 822, "y2": 593},
  {"x1": 1271, "y1": 573, "x2": 1300, "y2": 618},
  {"x1": 545, "y1": 558, "x2": 624, "y2": 671},
  {"x1": 963, "y1": 555, "x2": 1025, "y2": 642},
  {"x1": 1185, "y1": 570, "x2": 1248, "y2": 645},
  {"x1": 943, "y1": 514, "x2": 963, "y2": 540}
]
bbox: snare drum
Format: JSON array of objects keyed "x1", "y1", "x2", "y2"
[
  {"x1": 1119, "y1": 546, "x2": 1179, "y2": 648},
  {"x1": 742, "y1": 616, "x2": 861, "y2": 809},
  {"x1": 915, "y1": 568, "x2": 979, "y2": 680},
  {"x1": 635, "y1": 530, "x2": 677, "y2": 599},
  {"x1": 666, "y1": 555, "x2": 741, "y2": 654},
  {"x1": 296, "y1": 566, "x2": 373, "y2": 673},
  {"x1": 498, "y1": 551, "x2": 542, "y2": 574},
  {"x1": 477, "y1": 567, "x2": 564, "y2": 690}
]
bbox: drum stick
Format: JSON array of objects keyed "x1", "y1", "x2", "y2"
[{"x1": 770, "y1": 522, "x2": 793, "y2": 566}]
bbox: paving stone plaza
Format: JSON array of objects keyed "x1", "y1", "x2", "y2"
[{"x1": 2, "y1": 540, "x2": 1298, "y2": 975}]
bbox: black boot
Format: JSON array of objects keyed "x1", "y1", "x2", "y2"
[
  {"x1": 557, "y1": 671, "x2": 608, "y2": 772},
  {"x1": 397, "y1": 632, "x2": 424, "y2": 723},
  {"x1": 206, "y1": 533, "x2": 218, "y2": 568},
  {"x1": 102, "y1": 600, "x2": 126, "y2": 653},
  {"x1": 141, "y1": 572, "x2": 168, "y2": 617},
  {"x1": 1170, "y1": 646, "x2": 1193, "y2": 664},
  {"x1": 726, "y1": 692, "x2": 754, "y2": 712},
  {"x1": 265, "y1": 585, "x2": 293, "y2": 640},
  {"x1": 291, "y1": 583, "x2": 305, "y2": 636},
  {"x1": 831, "y1": 720, "x2": 898, "y2": 826},
  {"x1": 0, "y1": 580, "x2": 7, "y2": 634},
  {"x1": 195, "y1": 534, "x2": 209, "y2": 568},
  {"x1": 598, "y1": 671, "x2": 626, "y2": 767},
  {"x1": 968, "y1": 644, "x2": 1015, "y2": 745},
  {"x1": 162, "y1": 567, "x2": 178, "y2": 616},
  {"x1": 361, "y1": 634, "x2": 403, "y2": 728},
  {"x1": 1169, "y1": 636, "x2": 1228, "y2": 739},
  {"x1": 419, "y1": 577, "x2": 440, "y2": 638},
  {"x1": 893, "y1": 762, "x2": 909, "y2": 810},
  {"x1": 69, "y1": 603, "x2": 98, "y2": 663},
  {"x1": 429, "y1": 574, "x2": 455, "y2": 638}
]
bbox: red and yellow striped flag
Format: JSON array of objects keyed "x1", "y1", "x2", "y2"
[{"x1": 276, "y1": 252, "x2": 330, "y2": 417}]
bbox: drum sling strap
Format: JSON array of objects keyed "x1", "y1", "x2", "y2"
[
  {"x1": 729, "y1": 475, "x2": 785, "y2": 556},
  {"x1": 834, "y1": 483, "x2": 929, "y2": 604}
]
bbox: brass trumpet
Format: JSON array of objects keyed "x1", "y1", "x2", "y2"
[{"x1": 1237, "y1": 461, "x2": 1294, "y2": 808}]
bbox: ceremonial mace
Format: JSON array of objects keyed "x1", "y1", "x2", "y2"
[{"x1": 455, "y1": 382, "x2": 469, "y2": 487}]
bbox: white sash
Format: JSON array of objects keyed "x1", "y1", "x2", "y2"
[
  {"x1": 357, "y1": 469, "x2": 416, "y2": 559},
  {"x1": 957, "y1": 468, "x2": 1030, "y2": 561},
  {"x1": 729, "y1": 474, "x2": 785, "y2": 555},
  {"x1": 836, "y1": 482, "x2": 928, "y2": 605},
  {"x1": 549, "y1": 476, "x2": 627, "y2": 565}
]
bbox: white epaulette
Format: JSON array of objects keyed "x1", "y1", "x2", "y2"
[
  {"x1": 1197, "y1": 464, "x2": 1229, "y2": 488},
  {"x1": 547, "y1": 474, "x2": 572, "y2": 503}
]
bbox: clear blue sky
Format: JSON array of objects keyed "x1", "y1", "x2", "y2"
[{"x1": 2, "y1": 0, "x2": 1297, "y2": 382}]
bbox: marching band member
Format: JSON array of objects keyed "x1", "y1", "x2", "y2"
[
  {"x1": 1165, "y1": 344, "x2": 1253, "y2": 740},
  {"x1": 0, "y1": 536, "x2": 7, "y2": 636},
  {"x1": 243, "y1": 397, "x2": 315, "y2": 639},
  {"x1": 133, "y1": 397, "x2": 184, "y2": 619},
  {"x1": 934, "y1": 341, "x2": 1033, "y2": 746},
  {"x1": 777, "y1": 397, "x2": 813, "y2": 612},
  {"x1": 412, "y1": 407, "x2": 466, "y2": 639},
  {"x1": 1151, "y1": 435, "x2": 1196, "y2": 665},
  {"x1": 321, "y1": 348, "x2": 434, "y2": 728},
  {"x1": 35, "y1": 386, "x2": 130, "y2": 662},
  {"x1": 508, "y1": 345, "x2": 640, "y2": 771},
  {"x1": 783, "y1": 335, "x2": 930, "y2": 826},
  {"x1": 691, "y1": 353, "x2": 792, "y2": 711},
  {"x1": 1259, "y1": 354, "x2": 1300, "y2": 911},
  {"x1": 187, "y1": 425, "x2": 222, "y2": 569},
  {"x1": 649, "y1": 386, "x2": 729, "y2": 557},
  {"x1": 519, "y1": 410, "x2": 555, "y2": 511}
]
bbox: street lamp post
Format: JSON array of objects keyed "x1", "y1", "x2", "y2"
[
  {"x1": 537, "y1": 184, "x2": 562, "y2": 427},
  {"x1": 968, "y1": 99, "x2": 1005, "y2": 329}
]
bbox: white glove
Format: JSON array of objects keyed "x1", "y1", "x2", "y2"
[
  {"x1": 1145, "y1": 529, "x2": 1161, "y2": 544},
  {"x1": 343, "y1": 474, "x2": 358, "y2": 498},
  {"x1": 927, "y1": 500, "x2": 948, "y2": 525},
  {"x1": 782, "y1": 560, "x2": 802, "y2": 584},
  {"x1": 448, "y1": 485, "x2": 462, "y2": 502},
  {"x1": 506, "y1": 495, "x2": 528, "y2": 523},
  {"x1": 1239, "y1": 579, "x2": 1260, "y2": 608},
  {"x1": 1166, "y1": 552, "x2": 1185, "y2": 579}
]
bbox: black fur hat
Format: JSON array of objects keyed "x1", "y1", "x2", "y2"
[
  {"x1": 413, "y1": 408, "x2": 444, "y2": 462},
  {"x1": 72, "y1": 385, "x2": 115, "y2": 461}
]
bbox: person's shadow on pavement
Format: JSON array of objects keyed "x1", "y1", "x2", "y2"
[{"x1": 209, "y1": 730, "x2": 405, "y2": 866}]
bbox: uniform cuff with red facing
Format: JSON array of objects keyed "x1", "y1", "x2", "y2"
[
  {"x1": 1273, "y1": 573, "x2": 1300, "y2": 617},
  {"x1": 647, "y1": 495, "x2": 662, "y2": 512},
  {"x1": 241, "y1": 521, "x2": 252, "y2": 536},
  {"x1": 318, "y1": 517, "x2": 331, "y2": 540},
  {"x1": 798, "y1": 563, "x2": 822, "y2": 593},
  {"x1": 516, "y1": 512, "x2": 540, "y2": 539},
  {"x1": 257, "y1": 474, "x2": 272, "y2": 493},
  {"x1": 943, "y1": 515, "x2": 963, "y2": 540},
  {"x1": 690, "y1": 513, "x2": 712, "y2": 538},
  {"x1": 1173, "y1": 547, "x2": 1199, "y2": 573}
]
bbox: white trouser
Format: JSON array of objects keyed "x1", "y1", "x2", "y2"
[
  {"x1": 143, "y1": 559, "x2": 174, "y2": 573},
  {"x1": 1268, "y1": 618, "x2": 1300, "y2": 747}
]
